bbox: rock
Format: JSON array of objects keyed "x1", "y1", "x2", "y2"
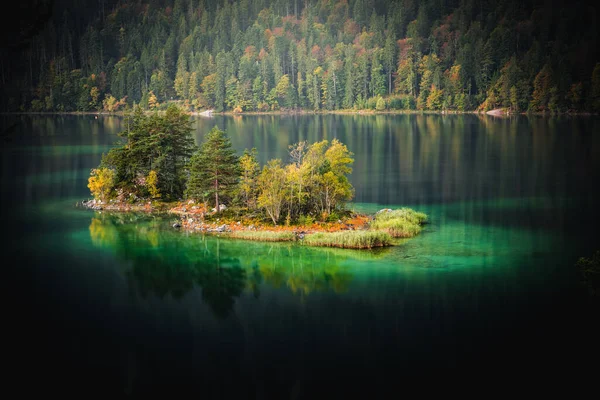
[
  {"x1": 173, "y1": 222, "x2": 181, "y2": 228},
  {"x1": 215, "y1": 224, "x2": 228, "y2": 232},
  {"x1": 376, "y1": 208, "x2": 393, "y2": 214},
  {"x1": 219, "y1": 204, "x2": 227, "y2": 211}
]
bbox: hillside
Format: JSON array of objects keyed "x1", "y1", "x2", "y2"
[{"x1": 1, "y1": 0, "x2": 599, "y2": 113}]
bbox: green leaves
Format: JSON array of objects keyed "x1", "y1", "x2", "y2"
[
  {"x1": 99, "y1": 104, "x2": 195, "y2": 200},
  {"x1": 185, "y1": 127, "x2": 241, "y2": 211}
]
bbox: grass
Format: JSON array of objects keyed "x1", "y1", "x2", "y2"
[
  {"x1": 369, "y1": 208, "x2": 428, "y2": 238},
  {"x1": 229, "y1": 230, "x2": 297, "y2": 242},
  {"x1": 302, "y1": 230, "x2": 392, "y2": 249}
]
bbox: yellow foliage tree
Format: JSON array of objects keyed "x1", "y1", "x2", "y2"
[
  {"x1": 148, "y1": 91, "x2": 159, "y2": 110},
  {"x1": 147, "y1": 170, "x2": 160, "y2": 199},
  {"x1": 258, "y1": 159, "x2": 287, "y2": 225},
  {"x1": 88, "y1": 168, "x2": 115, "y2": 202}
]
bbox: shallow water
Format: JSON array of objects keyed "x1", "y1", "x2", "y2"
[{"x1": 2, "y1": 113, "x2": 599, "y2": 394}]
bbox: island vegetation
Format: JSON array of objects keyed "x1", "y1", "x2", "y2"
[
  {"x1": 2, "y1": 0, "x2": 599, "y2": 115},
  {"x1": 84, "y1": 104, "x2": 427, "y2": 248}
]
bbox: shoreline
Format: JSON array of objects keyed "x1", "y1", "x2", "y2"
[
  {"x1": 2, "y1": 109, "x2": 597, "y2": 117},
  {"x1": 79, "y1": 199, "x2": 424, "y2": 250}
]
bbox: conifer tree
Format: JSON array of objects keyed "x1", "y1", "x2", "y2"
[{"x1": 185, "y1": 127, "x2": 240, "y2": 212}]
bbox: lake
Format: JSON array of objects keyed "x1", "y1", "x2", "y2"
[{"x1": 2, "y1": 113, "x2": 599, "y2": 394}]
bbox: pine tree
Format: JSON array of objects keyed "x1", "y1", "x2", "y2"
[{"x1": 185, "y1": 127, "x2": 240, "y2": 212}]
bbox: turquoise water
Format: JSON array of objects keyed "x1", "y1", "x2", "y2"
[{"x1": 2, "y1": 113, "x2": 599, "y2": 394}]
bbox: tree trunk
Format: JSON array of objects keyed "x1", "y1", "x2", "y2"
[{"x1": 215, "y1": 178, "x2": 219, "y2": 212}]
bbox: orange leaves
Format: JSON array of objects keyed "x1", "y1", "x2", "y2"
[
  {"x1": 169, "y1": 200, "x2": 371, "y2": 238},
  {"x1": 243, "y1": 46, "x2": 257, "y2": 59}
]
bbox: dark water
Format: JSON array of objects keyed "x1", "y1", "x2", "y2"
[{"x1": 2, "y1": 113, "x2": 599, "y2": 394}]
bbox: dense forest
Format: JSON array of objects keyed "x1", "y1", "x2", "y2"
[{"x1": 1, "y1": 0, "x2": 599, "y2": 113}]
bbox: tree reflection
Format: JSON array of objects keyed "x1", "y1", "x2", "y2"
[
  {"x1": 196, "y1": 259, "x2": 246, "y2": 319},
  {"x1": 87, "y1": 213, "x2": 373, "y2": 316}
]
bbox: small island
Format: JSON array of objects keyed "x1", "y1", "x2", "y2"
[{"x1": 83, "y1": 105, "x2": 426, "y2": 249}]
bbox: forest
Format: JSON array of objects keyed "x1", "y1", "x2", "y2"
[{"x1": 1, "y1": 0, "x2": 599, "y2": 113}]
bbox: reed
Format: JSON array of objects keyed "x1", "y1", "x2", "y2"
[
  {"x1": 302, "y1": 230, "x2": 392, "y2": 249},
  {"x1": 229, "y1": 230, "x2": 296, "y2": 242},
  {"x1": 370, "y1": 208, "x2": 427, "y2": 238}
]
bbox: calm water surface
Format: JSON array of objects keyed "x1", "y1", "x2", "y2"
[{"x1": 2, "y1": 114, "x2": 599, "y2": 394}]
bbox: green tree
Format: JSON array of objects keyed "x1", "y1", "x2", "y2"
[
  {"x1": 100, "y1": 105, "x2": 194, "y2": 200},
  {"x1": 530, "y1": 64, "x2": 553, "y2": 112},
  {"x1": 185, "y1": 127, "x2": 240, "y2": 212},
  {"x1": 201, "y1": 73, "x2": 217, "y2": 107},
  {"x1": 509, "y1": 86, "x2": 518, "y2": 113},
  {"x1": 275, "y1": 74, "x2": 291, "y2": 107},
  {"x1": 370, "y1": 50, "x2": 386, "y2": 97},
  {"x1": 383, "y1": 34, "x2": 397, "y2": 94}
]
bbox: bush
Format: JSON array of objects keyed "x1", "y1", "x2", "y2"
[
  {"x1": 366, "y1": 96, "x2": 379, "y2": 110},
  {"x1": 387, "y1": 96, "x2": 404, "y2": 110},
  {"x1": 402, "y1": 95, "x2": 416, "y2": 110},
  {"x1": 376, "y1": 96, "x2": 386, "y2": 111},
  {"x1": 302, "y1": 230, "x2": 392, "y2": 249}
]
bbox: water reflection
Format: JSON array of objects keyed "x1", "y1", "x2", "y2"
[
  {"x1": 193, "y1": 114, "x2": 600, "y2": 207},
  {"x1": 88, "y1": 213, "x2": 384, "y2": 317},
  {"x1": 2, "y1": 113, "x2": 599, "y2": 394}
]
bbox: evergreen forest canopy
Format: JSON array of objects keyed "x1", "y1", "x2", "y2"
[{"x1": 2, "y1": 0, "x2": 600, "y2": 113}]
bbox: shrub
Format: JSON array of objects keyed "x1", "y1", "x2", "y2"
[
  {"x1": 387, "y1": 96, "x2": 404, "y2": 110},
  {"x1": 298, "y1": 214, "x2": 315, "y2": 226},
  {"x1": 366, "y1": 96, "x2": 378, "y2": 110}
]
